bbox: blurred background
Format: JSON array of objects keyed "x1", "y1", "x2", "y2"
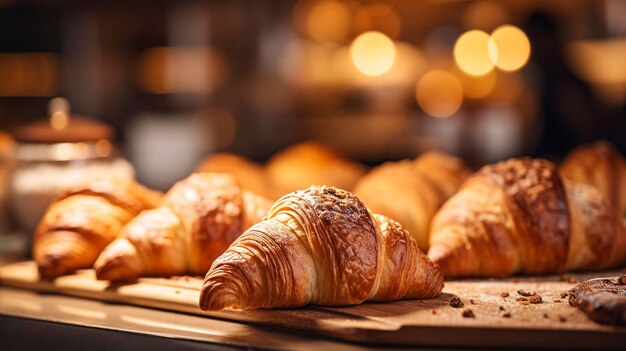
[{"x1": 0, "y1": 0, "x2": 624, "y2": 190}]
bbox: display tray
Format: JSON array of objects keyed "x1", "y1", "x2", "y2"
[{"x1": 1, "y1": 261, "x2": 624, "y2": 349}]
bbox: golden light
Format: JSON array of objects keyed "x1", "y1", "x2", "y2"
[
  {"x1": 350, "y1": 31, "x2": 396, "y2": 77},
  {"x1": 50, "y1": 112, "x2": 69, "y2": 130},
  {"x1": 48, "y1": 97, "x2": 70, "y2": 130},
  {"x1": 416, "y1": 70, "x2": 464, "y2": 118},
  {"x1": 306, "y1": 0, "x2": 352, "y2": 43},
  {"x1": 488, "y1": 25, "x2": 531, "y2": 71},
  {"x1": 95, "y1": 139, "x2": 113, "y2": 157},
  {"x1": 456, "y1": 68, "x2": 497, "y2": 99},
  {"x1": 454, "y1": 30, "x2": 495, "y2": 76}
]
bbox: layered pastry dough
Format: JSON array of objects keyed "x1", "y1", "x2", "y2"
[
  {"x1": 429, "y1": 158, "x2": 626, "y2": 277},
  {"x1": 200, "y1": 186, "x2": 443, "y2": 310},
  {"x1": 33, "y1": 177, "x2": 161, "y2": 279},
  {"x1": 94, "y1": 173, "x2": 272, "y2": 282},
  {"x1": 354, "y1": 151, "x2": 470, "y2": 251},
  {"x1": 266, "y1": 142, "x2": 366, "y2": 198}
]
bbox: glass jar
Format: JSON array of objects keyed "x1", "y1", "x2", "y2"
[{"x1": 9, "y1": 140, "x2": 135, "y2": 236}]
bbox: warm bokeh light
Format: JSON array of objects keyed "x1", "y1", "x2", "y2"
[
  {"x1": 306, "y1": 0, "x2": 352, "y2": 43},
  {"x1": 488, "y1": 25, "x2": 531, "y2": 71},
  {"x1": 416, "y1": 70, "x2": 464, "y2": 118},
  {"x1": 456, "y1": 68, "x2": 497, "y2": 99},
  {"x1": 50, "y1": 112, "x2": 69, "y2": 130},
  {"x1": 136, "y1": 47, "x2": 225, "y2": 94},
  {"x1": 48, "y1": 97, "x2": 70, "y2": 130},
  {"x1": 350, "y1": 31, "x2": 396, "y2": 77},
  {"x1": 0, "y1": 53, "x2": 59, "y2": 96},
  {"x1": 353, "y1": 3, "x2": 401, "y2": 39},
  {"x1": 454, "y1": 30, "x2": 495, "y2": 76}
]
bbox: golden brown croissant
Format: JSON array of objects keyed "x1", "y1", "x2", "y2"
[
  {"x1": 429, "y1": 158, "x2": 626, "y2": 277},
  {"x1": 266, "y1": 142, "x2": 366, "y2": 198},
  {"x1": 354, "y1": 151, "x2": 470, "y2": 251},
  {"x1": 196, "y1": 152, "x2": 273, "y2": 199},
  {"x1": 33, "y1": 177, "x2": 161, "y2": 279},
  {"x1": 560, "y1": 141, "x2": 626, "y2": 218},
  {"x1": 200, "y1": 186, "x2": 443, "y2": 311},
  {"x1": 94, "y1": 173, "x2": 272, "y2": 282}
]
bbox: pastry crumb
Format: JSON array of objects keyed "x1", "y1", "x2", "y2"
[
  {"x1": 558, "y1": 315, "x2": 567, "y2": 323},
  {"x1": 517, "y1": 289, "x2": 536, "y2": 297},
  {"x1": 500, "y1": 292, "x2": 509, "y2": 298},
  {"x1": 470, "y1": 299, "x2": 476, "y2": 305},
  {"x1": 449, "y1": 296, "x2": 464, "y2": 308},
  {"x1": 560, "y1": 292, "x2": 569, "y2": 299},
  {"x1": 499, "y1": 306, "x2": 505, "y2": 311},
  {"x1": 431, "y1": 309, "x2": 437, "y2": 315},
  {"x1": 529, "y1": 295, "x2": 542, "y2": 304},
  {"x1": 553, "y1": 299, "x2": 561, "y2": 303},
  {"x1": 543, "y1": 313, "x2": 549, "y2": 319},
  {"x1": 502, "y1": 312, "x2": 511, "y2": 318},
  {"x1": 462, "y1": 308, "x2": 475, "y2": 318}
]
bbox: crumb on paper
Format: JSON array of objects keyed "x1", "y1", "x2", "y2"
[
  {"x1": 543, "y1": 313, "x2": 549, "y2": 319},
  {"x1": 449, "y1": 296, "x2": 464, "y2": 308},
  {"x1": 462, "y1": 308, "x2": 475, "y2": 318},
  {"x1": 431, "y1": 309, "x2": 437, "y2": 315},
  {"x1": 553, "y1": 299, "x2": 561, "y2": 303},
  {"x1": 558, "y1": 315, "x2": 567, "y2": 323},
  {"x1": 529, "y1": 295, "x2": 542, "y2": 304},
  {"x1": 500, "y1": 292, "x2": 509, "y2": 298},
  {"x1": 560, "y1": 292, "x2": 569, "y2": 299},
  {"x1": 499, "y1": 306, "x2": 505, "y2": 311},
  {"x1": 617, "y1": 274, "x2": 626, "y2": 285},
  {"x1": 516, "y1": 297, "x2": 528, "y2": 302},
  {"x1": 517, "y1": 289, "x2": 536, "y2": 297},
  {"x1": 502, "y1": 312, "x2": 511, "y2": 318},
  {"x1": 470, "y1": 299, "x2": 476, "y2": 305}
]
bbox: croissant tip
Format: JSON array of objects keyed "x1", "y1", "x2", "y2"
[
  {"x1": 36, "y1": 253, "x2": 75, "y2": 279},
  {"x1": 199, "y1": 280, "x2": 242, "y2": 311},
  {"x1": 94, "y1": 254, "x2": 141, "y2": 282}
]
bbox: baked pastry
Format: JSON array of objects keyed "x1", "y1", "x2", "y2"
[
  {"x1": 196, "y1": 152, "x2": 273, "y2": 199},
  {"x1": 94, "y1": 173, "x2": 272, "y2": 282},
  {"x1": 428, "y1": 158, "x2": 626, "y2": 277},
  {"x1": 200, "y1": 186, "x2": 443, "y2": 311},
  {"x1": 560, "y1": 141, "x2": 626, "y2": 217},
  {"x1": 568, "y1": 274, "x2": 626, "y2": 325},
  {"x1": 354, "y1": 151, "x2": 470, "y2": 251},
  {"x1": 33, "y1": 177, "x2": 161, "y2": 279},
  {"x1": 266, "y1": 142, "x2": 366, "y2": 198}
]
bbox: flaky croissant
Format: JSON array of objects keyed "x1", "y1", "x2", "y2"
[
  {"x1": 196, "y1": 152, "x2": 273, "y2": 199},
  {"x1": 266, "y1": 142, "x2": 366, "y2": 199},
  {"x1": 94, "y1": 173, "x2": 272, "y2": 282},
  {"x1": 33, "y1": 177, "x2": 161, "y2": 279},
  {"x1": 429, "y1": 158, "x2": 626, "y2": 277},
  {"x1": 200, "y1": 186, "x2": 443, "y2": 311},
  {"x1": 560, "y1": 141, "x2": 626, "y2": 218},
  {"x1": 354, "y1": 151, "x2": 470, "y2": 251}
]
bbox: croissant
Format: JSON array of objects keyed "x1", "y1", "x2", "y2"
[
  {"x1": 560, "y1": 141, "x2": 626, "y2": 218},
  {"x1": 429, "y1": 158, "x2": 626, "y2": 277},
  {"x1": 200, "y1": 186, "x2": 443, "y2": 311},
  {"x1": 94, "y1": 173, "x2": 272, "y2": 282},
  {"x1": 196, "y1": 152, "x2": 273, "y2": 199},
  {"x1": 266, "y1": 142, "x2": 366, "y2": 198},
  {"x1": 354, "y1": 151, "x2": 470, "y2": 251},
  {"x1": 33, "y1": 177, "x2": 161, "y2": 279}
]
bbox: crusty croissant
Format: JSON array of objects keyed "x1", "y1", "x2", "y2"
[
  {"x1": 560, "y1": 141, "x2": 626, "y2": 218},
  {"x1": 200, "y1": 186, "x2": 443, "y2": 311},
  {"x1": 33, "y1": 177, "x2": 161, "y2": 279},
  {"x1": 266, "y1": 142, "x2": 366, "y2": 199},
  {"x1": 196, "y1": 152, "x2": 273, "y2": 199},
  {"x1": 94, "y1": 173, "x2": 272, "y2": 282},
  {"x1": 429, "y1": 158, "x2": 626, "y2": 277},
  {"x1": 354, "y1": 151, "x2": 470, "y2": 251}
]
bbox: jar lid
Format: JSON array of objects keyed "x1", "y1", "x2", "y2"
[
  {"x1": 14, "y1": 116, "x2": 114, "y2": 143},
  {"x1": 15, "y1": 140, "x2": 116, "y2": 162}
]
